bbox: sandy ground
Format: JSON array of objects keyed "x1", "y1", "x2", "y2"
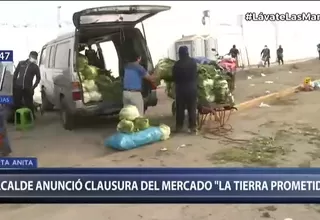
[{"x1": 3, "y1": 59, "x2": 320, "y2": 219}]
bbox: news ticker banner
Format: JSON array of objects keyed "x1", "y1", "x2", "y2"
[
  {"x1": 1, "y1": 166, "x2": 320, "y2": 203},
  {"x1": 0, "y1": 50, "x2": 13, "y2": 104}
]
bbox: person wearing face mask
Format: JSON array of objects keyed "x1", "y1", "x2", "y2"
[{"x1": 12, "y1": 51, "x2": 41, "y2": 119}]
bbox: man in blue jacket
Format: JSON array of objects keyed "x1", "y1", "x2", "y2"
[
  {"x1": 123, "y1": 52, "x2": 155, "y2": 116},
  {"x1": 172, "y1": 46, "x2": 198, "y2": 134}
]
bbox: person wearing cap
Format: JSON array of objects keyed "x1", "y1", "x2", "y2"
[
  {"x1": 12, "y1": 51, "x2": 41, "y2": 119},
  {"x1": 172, "y1": 46, "x2": 198, "y2": 134},
  {"x1": 123, "y1": 52, "x2": 156, "y2": 116},
  {"x1": 261, "y1": 45, "x2": 271, "y2": 67}
]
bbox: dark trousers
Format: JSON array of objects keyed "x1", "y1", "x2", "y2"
[
  {"x1": 227, "y1": 72, "x2": 236, "y2": 93},
  {"x1": 277, "y1": 56, "x2": 284, "y2": 65},
  {"x1": 318, "y1": 51, "x2": 320, "y2": 60},
  {"x1": 175, "y1": 89, "x2": 197, "y2": 130},
  {"x1": 0, "y1": 110, "x2": 11, "y2": 156},
  {"x1": 264, "y1": 57, "x2": 270, "y2": 67},
  {"x1": 13, "y1": 87, "x2": 35, "y2": 118}
]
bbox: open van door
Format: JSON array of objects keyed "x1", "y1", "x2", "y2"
[{"x1": 72, "y1": 5, "x2": 171, "y2": 29}]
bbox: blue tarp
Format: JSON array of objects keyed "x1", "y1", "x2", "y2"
[
  {"x1": 193, "y1": 57, "x2": 212, "y2": 64},
  {"x1": 104, "y1": 126, "x2": 163, "y2": 151}
]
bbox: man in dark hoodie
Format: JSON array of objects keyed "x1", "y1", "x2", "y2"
[
  {"x1": 276, "y1": 45, "x2": 284, "y2": 65},
  {"x1": 172, "y1": 46, "x2": 198, "y2": 134},
  {"x1": 261, "y1": 45, "x2": 271, "y2": 67},
  {"x1": 13, "y1": 51, "x2": 41, "y2": 119}
]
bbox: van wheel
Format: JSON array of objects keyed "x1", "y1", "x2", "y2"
[
  {"x1": 60, "y1": 98, "x2": 75, "y2": 130},
  {"x1": 41, "y1": 90, "x2": 54, "y2": 111}
]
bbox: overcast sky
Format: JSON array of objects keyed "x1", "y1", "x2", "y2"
[
  {"x1": 2, "y1": 1, "x2": 320, "y2": 26},
  {"x1": 1, "y1": 1, "x2": 320, "y2": 64}
]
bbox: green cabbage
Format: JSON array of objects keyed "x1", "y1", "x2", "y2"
[
  {"x1": 159, "y1": 124, "x2": 171, "y2": 140},
  {"x1": 82, "y1": 80, "x2": 97, "y2": 91},
  {"x1": 77, "y1": 54, "x2": 88, "y2": 72},
  {"x1": 76, "y1": 53, "x2": 123, "y2": 103},
  {"x1": 83, "y1": 92, "x2": 90, "y2": 103},
  {"x1": 82, "y1": 65, "x2": 99, "y2": 80},
  {"x1": 119, "y1": 105, "x2": 140, "y2": 121},
  {"x1": 157, "y1": 58, "x2": 235, "y2": 106},
  {"x1": 79, "y1": 73, "x2": 85, "y2": 81},
  {"x1": 155, "y1": 58, "x2": 175, "y2": 82},
  {"x1": 89, "y1": 91, "x2": 102, "y2": 102},
  {"x1": 134, "y1": 117, "x2": 150, "y2": 131},
  {"x1": 117, "y1": 119, "x2": 135, "y2": 133}
]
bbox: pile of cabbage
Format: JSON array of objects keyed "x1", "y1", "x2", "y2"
[
  {"x1": 155, "y1": 58, "x2": 235, "y2": 106},
  {"x1": 78, "y1": 54, "x2": 122, "y2": 103},
  {"x1": 116, "y1": 105, "x2": 171, "y2": 140}
]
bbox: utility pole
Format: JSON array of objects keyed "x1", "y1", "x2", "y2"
[
  {"x1": 57, "y1": 6, "x2": 62, "y2": 28},
  {"x1": 272, "y1": 21, "x2": 279, "y2": 49},
  {"x1": 238, "y1": 15, "x2": 250, "y2": 67}
]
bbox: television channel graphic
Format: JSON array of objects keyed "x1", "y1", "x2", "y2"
[{"x1": 0, "y1": 50, "x2": 14, "y2": 105}]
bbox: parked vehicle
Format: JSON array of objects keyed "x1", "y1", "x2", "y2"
[{"x1": 38, "y1": 5, "x2": 171, "y2": 130}]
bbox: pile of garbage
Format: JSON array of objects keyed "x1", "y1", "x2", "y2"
[
  {"x1": 155, "y1": 58, "x2": 235, "y2": 106},
  {"x1": 78, "y1": 54, "x2": 122, "y2": 103},
  {"x1": 117, "y1": 105, "x2": 170, "y2": 141},
  {"x1": 298, "y1": 77, "x2": 320, "y2": 91}
]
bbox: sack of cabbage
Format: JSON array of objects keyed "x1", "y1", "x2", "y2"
[
  {"x1": 200, "y1": 78, "x2": 235, "y2": 106},
  {"x1": 116, "y1": 105, "x2": 171, "y2": 141}
]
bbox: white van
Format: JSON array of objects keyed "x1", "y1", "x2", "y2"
[{"x1": 39, "y1": 5, "x2": 171, "y2": 130}]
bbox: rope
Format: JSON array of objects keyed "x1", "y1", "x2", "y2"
[{"x1": 198, "y1": 106, "x2": 249, "y2": 143}]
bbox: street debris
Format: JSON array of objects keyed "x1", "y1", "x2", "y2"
[
  {"x1": 250, "y1": 84, "x2": 255, "y2": 87},
  {"x1": 265, "y1": 90, "x2": 271, "y2": 94},
  {"x1": 298, "y1": 77, "x2": 320, "y2": 91},
  {"x1": 261, "y1": 73, "x2": 266, "y2": 77},
  {"x1": 247, "y1": 75, "x2": 253, "y2": 80},
  {"x1": 160, "y1": 147, "x2": 168, "y2": 152},
  {"x1": 259, "y1": 102, "x2": 271, "y2": 108},
  {"x1": 265, "y1": 81, "x2": 274, "y2": 84},
  {"x1": 289, "y1": 71, "x2": 292, "y2": 74},
  {"x1": 177, "y1": 143, "x2": 192, "y2": 150}
]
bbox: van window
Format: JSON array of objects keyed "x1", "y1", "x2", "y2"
[
  {"x1": 100, "y1": 41, "x2": 119, "y2": 77},
  {"x1": 49, "y1": 45, "x2": 56, "y2": 68},
  {"x1": 45, "y1": 47, "x2": 51, "y2": 67},
  {"x1": 39, "y1": 48, "x2": 47, "y2": 66},
  {"x1": 55, "y1": 42, "x2": 70, "y2": 69}
]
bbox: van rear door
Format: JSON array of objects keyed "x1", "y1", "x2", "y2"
[
  {"x1": 72, "y1": 5, "x2": 171, "y2": 29},
  {"x1": 73, "y1": 5, "x2": 171, "y2": 111}
]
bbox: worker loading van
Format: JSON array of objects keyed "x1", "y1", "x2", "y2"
[{"x1": 38, "y1": 5, "x2": 170, "y2": 130}]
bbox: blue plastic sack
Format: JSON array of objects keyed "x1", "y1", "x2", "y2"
[
  {"x1": 105, "y1": 126, "x2": 163, "y2": 150},
  {"x1": 193, "y1": 57, "x2": 212, "y2": 65}
]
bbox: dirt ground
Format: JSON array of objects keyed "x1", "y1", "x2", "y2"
[{"x1": 3, "y1": 59, "x2": 320, "y2": 219}]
